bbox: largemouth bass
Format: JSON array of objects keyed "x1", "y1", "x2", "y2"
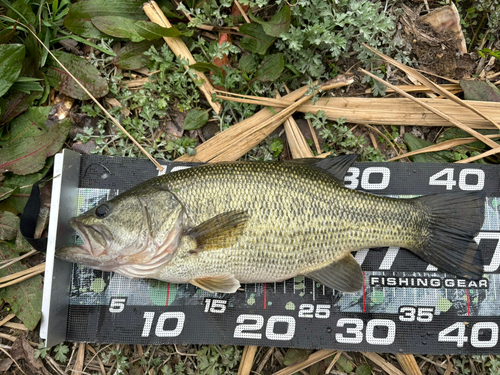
[{"x1": 56, "y1": 155, "x2": 485, "y2": 293}]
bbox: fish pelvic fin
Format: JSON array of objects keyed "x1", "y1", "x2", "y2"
[
  {"x1": 411, "y1": 192, "x2": 485, "y2": 279},
  {"x1": 186, "y1": 210, "x2": 249, "y2": 253},
  {"x1": 289, "y1": 154, "x2": 358, "y2": 186},
  {"x1": 191, "y1": 274, "x2": 240, "y2": 293},
  {"x1": 303, "y1": 253, "x2": 363, "y2": 293}
]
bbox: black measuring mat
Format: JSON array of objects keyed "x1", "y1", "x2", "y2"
[{"x1": 64, "y1": 155, "x2": 500, "y2": 354}]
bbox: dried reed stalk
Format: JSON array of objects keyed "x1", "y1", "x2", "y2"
[
  {"x1": 0, "y1": 263, "x2": 45, "y2": 288},
  {"x1": 389, "y1": 134, "x2": 500, "y2": 162},
  {"x1": 395, "y1": 354, "x2": 423, "y2": 375},
  {"x1": 363, "y1": 44, "x2": 500, "y2": 130},
  {"x1": 360, "y1": 68, "x2": 500, "y2": 150},
  {"x1": 276, "y1": 91, "x2": 314, "y2": 159},
  {"x1": 362, "y1": 352, "x2": 406, "y2": 375},
  {"x1": 238, "y1": 346, "x2": 258, "y2": 375},
  {"x1": 216, "y1": 94, "x2": 500, "y2": 129},
  {"x1": 143, "y1": 1, "x2": 222, "y2": 114},
  {"x1": 365, "y1": 83, "x2": 461, "y2": 94},
  {"x1": 0, "y1": 314, "x2": 15, "y2": 327},
  {"x1": 177, "y1": 76, "x2": 353, "y2": 162}
]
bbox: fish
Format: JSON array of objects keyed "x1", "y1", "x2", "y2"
[{"x1": 56, "y1": 155, "x2": 485, "y2": 293}]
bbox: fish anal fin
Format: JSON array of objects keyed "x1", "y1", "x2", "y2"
[
  {"x1": 304, "y1": 253, "x2": 363, "y2": 293},
  {"x1": 191, "y1": 274, "x2": 240, "y2": 293},
  {"x1": 186, "y1": 210, "x2": 249, "y2": 252},
  {"x1": 290, "y1": 154, "x2": 358, "y2": 185}
]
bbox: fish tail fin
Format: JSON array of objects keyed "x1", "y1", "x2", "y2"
[{"x1": 410, "y1": 192, "x2": 485, "y2": 279}]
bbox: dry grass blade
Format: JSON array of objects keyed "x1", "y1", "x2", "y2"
[
  {"x1": 276, "y1": 91, "x2": 313, "y2": 158},
  {"x1": 0, "y1": 313, "x2": 15, "y2": 327},
  {"x1": 360, "y1": 68, "x2": 500, "y2": 150},
  {"x1": 365, "y1": 83, "x2": 461, "y2": 94},
  {"x1": 0, "y1": 263, "x2": 45, "y2": 284},
  {"x1": 363, "y1": 43, "x2": 500, "y2": 130},
  {"x1": 298, "y1": 97, "x2": 500, "y2": 129},
  {"x1": 83, "y1": 344, "x2": 108, "y2": 375},
  {"x1": 395, "y1": 354, "x2": 423, "y2": 375},
  {"x1": 362, "y1": 124, "x2": 403, "y2": 158},
  {"x1": 178, "y1": 76, "x2": 353, "y2": 162},
  {"x1": 143, "y1": 1, "x2": 222, "y2": 114},
  {"x1": 389, "y1": 134, "x2": 500, "y2": 161},
  {"x1": 0, "y1": 346, "x2": 27, "y2": 375},
  {"x1": 325, "y1": 351, "x2": 343, "y2": 374},
  {"x1": 3, "y1": 322, "x2": 29, "y2": 331},
  {"x1": 215, "y1": 91, "x2": 295, "y2": 107},
  {"x1": 0, "y1": 333, "x2": 37, "y2": 347},
  {"x1": 256, "y1": 347, "x2": 274, "y2": 374},
  {"x1": 0, "y1": 263, "x2": 45, "y2": 288},
  {"x1": 73, "y1": 343, "x2": 86, "y2": 373},
  {"x1": 238, "y1": 346, "x2": 258, "y2": 375},
  {"x1": 455, "y1": 147, "x2": 500, "y2": 163},
  {"x1": 0, "y1": 17, "x2": 163, "y2": 172},
  {"x1": 234, "y1": 0, "x2": 251, "y2": 23},
  {"x1": 306, "y1": 118, "x2": 322, "y2": 154},
  {"x1": 177, "y1": 85, "x2": 308, "y2": 162},
  {"x1": 362, "y1": 352, "x2": 405, "y2": 375},
  {"x1": 0, "y1": 250, "x2": 37, "y2": 270},
  {"x1": 272, "y1": 349, "x2": 337, "y2": 375}
]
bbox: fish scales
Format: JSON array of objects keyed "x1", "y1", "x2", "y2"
[
  {"x1": 56, "y1": 156, "x2": 485, "y2": 293},
  {"x1": 152, "y1": 162, "x2": 424, "y2": 283}
]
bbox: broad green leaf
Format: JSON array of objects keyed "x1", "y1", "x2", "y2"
[
  {"x1": 0, "y1": 27, "x2": 16, "y2": 44},
  {"x1": 356, "y1": 364, "x2": 372, "y2": 375},
  {"x1": 336, "y1": 355, "x2": 354, "y2": 373},
  {"x1": 0, "y1": 44, "x2": 25, "y2": 97},
  {"x1": 0, "y1": 89, "x2": 42, "y2": 126},
  {"x1": 0, "y1": 211, "x2": 19, "y2": 240},
  {"x1": 4, "y1": 159, "x2": 53, "y2": 213},
  {"x1": 184, "y1": 109, "x2": 209, "y2": 130},
  {"x1": 64, "y1": 0, "x2": 147, "y2": 38},
  {"x1": 283, "y1": 348, "x2": 313, "y2": 366},
  {"x1": 7, "y1": 107, "x2": 48, "y2": 140},
  {"x1": 6, "y1": 0, "x2": 37, "y2": 26},
  {"x1": 460, "y1": 80, "x2": 500, "y2": 102},
  {"x1": 46, "y1": 51, "x2": 109, "y2": 100},
  {"x1": 0, "y1": 111, "x2": 70, "y2": 176},
  {"x1": 0, "y1": 242, "x2": 43, "y2": 330},
  {"x1": 404, "y1": 133, "x2": 454, "y2": 163},
  {"x1": 240, "y1": 23, "x2": 276, "y2": 55},
  {"x1": 92, "y1": 16, "x2": 144, "y2": 42},
  {"x1": 249, "y1": 5, "x2": 291, "y2": 37},
  {"x1": 0, "y1": 186, "x2": 16, "y2": 202},
  {"x1": 134, "y1": 20, "x2": 187, "y2": 40},
  {"x1": 114, "y1": 40, "x2": 163, "y2": 70},
  {"x1": 254, "y1": 53, "x2": 284, "y2": 82},
  {"x1": 239, "y1": 54, "x2": 258, "y2": 72},
  {"x1": 190, "y1": 62, "x2": 223, "y2": 77}
]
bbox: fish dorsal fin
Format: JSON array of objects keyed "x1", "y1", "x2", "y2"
[
  {"x1": 191, "y1": 274, "x2": 240, "y2": 293},
  {"x1": 291, "y1": 154, "x2": 358, "y2": 185},
  {"x1": 304, "y1": 253, "x2": 363, "y2": 293},
  {"x1": 186, "y1": 210, "x2": 249, "y2": 252}
]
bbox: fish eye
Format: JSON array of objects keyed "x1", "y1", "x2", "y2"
[{"x1": 95, "y1": 204, "x2": 110, "y2": 218}]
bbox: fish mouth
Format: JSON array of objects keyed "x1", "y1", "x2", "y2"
[{"x1": 56, "y1": 218, "x2": 112, "y2": 261}]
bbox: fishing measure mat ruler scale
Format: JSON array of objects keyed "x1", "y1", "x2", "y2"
[{"x1": 41, "y1": 149, "x2": 500, "y2": 354}]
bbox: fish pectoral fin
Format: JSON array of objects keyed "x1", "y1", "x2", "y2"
[
  {"x1": 191, "y1": 274, "x2": 241, "y2": 293},
  {"x1": 290, "y1": 154, "x2": 358, "y2": 185},
  {"x1": 304, "y1": 253, "x2": 363, "y2": 293},
  {"x1": 186, "y1": 210, "x2": 249, "y2": 252}
]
